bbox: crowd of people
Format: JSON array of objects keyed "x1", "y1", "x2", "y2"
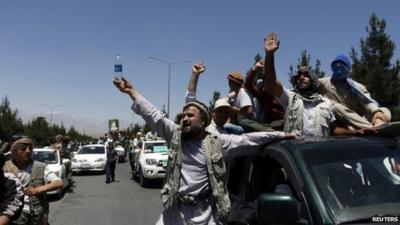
[
  {"x1": 0, "y1": 31, "x2": 397, "y2": 225},
  {"x1": 113, "y1": 31, "x2": 395, "y2": 225}
]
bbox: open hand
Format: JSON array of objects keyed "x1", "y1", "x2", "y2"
[
  {"x1": 353, "y1": 127, "x2": 379, "y2": 136},
  {"x1": 264, "y1": 32, "x2": 280, "y2": 54}
]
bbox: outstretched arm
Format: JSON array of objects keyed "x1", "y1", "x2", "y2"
[
  {"x1": 264, "y1": 32, "x2": 284, "y2": 98},
  {"x1": 186, "y1": 63, "x2": 206, "y2": 103},
  {"x1": 113, "y1": 77, "x2": 176, "y2": 144},
  {"x1": 220, "y1": 132, "x2": 295, "y2": 159}
]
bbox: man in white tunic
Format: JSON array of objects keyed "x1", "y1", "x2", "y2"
[{"x1": 113, "y1": 77, "x2": 294, "y2": 225}]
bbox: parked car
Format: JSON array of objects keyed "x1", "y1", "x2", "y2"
[
  {"x1": 115, "y1": 145, "x2": 126, "y2": 162},
  {"x1": 71, "y1": 144, "x2": 107, "y2": 173},
  {"x1": 228, "y1": 137, "x2": 400, "y2": 225},
  {"x1": 32, "y1": 147, "x2": 69, "y2": 197},
  {"x1": 132, "y1": 139, "x2": 168, "y2": 187}
]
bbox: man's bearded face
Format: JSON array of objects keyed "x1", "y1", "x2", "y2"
[{"x1": 181, "y1": 106, "x2": 205, "y2": 139}]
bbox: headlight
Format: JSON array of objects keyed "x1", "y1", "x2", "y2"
[
  {"x1": 94, "y1": 158, "x2": 105, "y2": 162},
  {"x1": 72, "y1": 158, "x2": 77, "y2": 163},
  {"x1": 145, "y1": 159, "x2": 157, "y2": 165}
]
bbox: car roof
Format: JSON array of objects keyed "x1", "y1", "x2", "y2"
[
  {"x1": 143, "y1": 140, "x2": 166, "y2": 144},
  {"x1": 33, "y1": 147, "x2": 55, "y2": 152},
  {"x1": 81, "y1": 144, "x2": 105, "y2": 147},
  {"x1": 269, "y1": 136, "x2": 399, "y2": 154}
]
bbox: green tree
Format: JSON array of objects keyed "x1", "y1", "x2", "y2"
[
  {"x1": 25, "y1": 117, "x2": 52, "y2": 147},
  {"x1": 350, "y1": 14, "x2": 400, "y2": 119},
  {"x1": 67, "y1": 126, "x2": 80, "y2": 141},
  {"x1": 288, "y1": 50, "x2": 326, "y2": 81},
  {"x1": 0, "y1": 97, "x2": 24, "y2": 141}
]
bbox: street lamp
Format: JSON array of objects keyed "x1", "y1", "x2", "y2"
[
  {"x1": 39, "y1": 104, "x2": 64, "y2": 126},
  {"x1": 148, "y1": 56, "x2": 191, "y2": 118}
]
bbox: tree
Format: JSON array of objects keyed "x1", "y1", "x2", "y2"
[
  {"x1": 0, "y1": 97, "x2": 24, "y2": 141},
  {"x1": 288, "y1": 50, "x2": 326, "y2": 82},
  {"x1": 209, "y1": 91, "x2": 221, "y2": 110},
  {"x1": 350, "y1": 14, "x2": 400, "y2": 120},
  {"x1": 67, "y1": 126, "x2": 80, "y2": 141},
  {"x1": 25, "y1": 117, "x2": 52, "y2": 147}
]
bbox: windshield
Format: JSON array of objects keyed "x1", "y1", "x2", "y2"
[
  {"x1": 78, "y1": 146, "x2": 105, "y2": 154},
  {"x1": 303, "y1": 141, "x2": 400, "y2": 223},
  {"x1": 33, "y1": 151, "x2": 58, "y2": 164},
  {"x1": 143, "y1": 142, "x2": 168, "y2": 153}
]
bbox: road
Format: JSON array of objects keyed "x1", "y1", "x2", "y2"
[{"x1": 49, "y1": 160, "x2": 163, "y2": 225}]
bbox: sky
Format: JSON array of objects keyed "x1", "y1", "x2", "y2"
[{"x1": 1, "y1": 0, "x2": 400, "y2": 137}]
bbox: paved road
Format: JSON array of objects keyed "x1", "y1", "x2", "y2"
[{"x1": 49, "y1": 160, "x2": 163, "y2": 225}]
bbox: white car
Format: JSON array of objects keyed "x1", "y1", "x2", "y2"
[
  {"x1": 32, "y1": 147, "x2": 69, "y2": 197},
  {"x1": 133, "y1": 140, "x2": 168, "y2": 187},
  {"x1": 71, "y1": 144, "x2": 107, "y2": 173}
]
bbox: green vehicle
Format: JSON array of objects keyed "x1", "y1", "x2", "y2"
[{"x1": 230, "y1": 137, "x2": 400, "y2": 225}]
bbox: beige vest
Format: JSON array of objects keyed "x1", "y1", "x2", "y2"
[
  {"x1": 284, "y1": 92, "x2": 332, "y2": 137},
  {"x1": 160, "y1": 127, "x2": 230, "y2": 223}
]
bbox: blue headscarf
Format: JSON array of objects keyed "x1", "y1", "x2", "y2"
[{"x1": 331, "y1": 54, "x2": 379, "y2": 106}]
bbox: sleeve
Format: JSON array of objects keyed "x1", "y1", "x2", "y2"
[
  {"x1": 44, "y1": 166, "x2": 62, "y2": 183},
  {"x1": 0, "y1": 173, "x2": 24, "y2": 219},
  {"x1": 355, "y1": 81, "x2": 381, "y2": 113},
  {"x1": 185, "y1": 90, "x2": 196, "y2": 104},
  {"x1": 219, "y1": 131, "x2": 285, "y2": 159},
  {"x1": 277, "y1": 88, "x2": 290, "y2": 112},
  {"x1": 238, "y1": 89, "x2": 253, "y2": 108},
  {"x1": 131, "y1": 95, "x2": 177, "y2": 145}
]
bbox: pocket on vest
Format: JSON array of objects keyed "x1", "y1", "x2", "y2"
[{"x1": 211, "y1": 153, "x2": 226, "y2": 177}]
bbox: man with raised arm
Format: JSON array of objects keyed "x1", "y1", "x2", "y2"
[
  {"x1": 263, "y1": 32, "x2": 373, "y2": 137},
  {"x1": 113, "y1": 76, "x2": 294, "y2": 225},
  {"x1": 185, "y1": 62, "x2": 244, "y2": 135}
]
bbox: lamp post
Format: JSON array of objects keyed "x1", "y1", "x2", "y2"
[
  {"x1": 39, "y1": 104, "x2": 64, "y2": 126},
  {"x1": 148, "y1": 56, "x2": 191, "y2": 118}
]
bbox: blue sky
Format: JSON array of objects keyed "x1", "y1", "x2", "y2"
[{"x1": 1, "y1": 0, "x2": 400, "y2": 136}]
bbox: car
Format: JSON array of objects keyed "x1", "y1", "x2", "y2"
[
  {"x1": 32, "y1": 147, "x2": 70, "y2": 197},
  {"x1": 71, "y1": 144, "x2": 107, "y2": 173},
  {"x1": 132, "y1": 139, "x2": 168, "y2": 187},
  {"x1": 115, "y1": 145, "x2": 126, "y2": 162},
  {"x1": 228, "y1": 136, "x2": 400, "y2": 225}
]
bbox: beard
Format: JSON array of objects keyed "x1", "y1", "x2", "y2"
[{"x1": 181, "y1": 124, "x2": 204, "y2": 139}]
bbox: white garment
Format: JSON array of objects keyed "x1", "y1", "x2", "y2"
[
  {"x1": 14, "y1": 161, "x2": 61, "y2": 213},
  {"x1": 3, "y1": 172, "x2": 24, "y2": 218},
  {"x1": 233, "y1": 88, "x2": 255, "y2": 123}
]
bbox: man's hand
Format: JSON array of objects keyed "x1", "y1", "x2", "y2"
[
  {"x1": 283, "y1": 133, "x2": 296, "y2": 139},
  {"x1": 264, "y1": 32, "x2": 280, "y2": 54},
  {"x1": 372, "y1": 111, "x2": 390, "y2": 127},
  {"x1": 353, "y1": 127, "x2": 379, "y2": 136},
  {"x1": 192, "y1": 63, "x2": 206, "y2": 75},
  {"x1": 24, "y1": 186, "x2": 40, "y2": 196},
  {"x1": 253, "y1": 60, "x2": 265, "y2": 71},
  {"x1": 113, "y1": 76, "x2": 140, "y2": 101},
  {"x1": 113, "y1": 77, "x2": 134, "y2": 94}
]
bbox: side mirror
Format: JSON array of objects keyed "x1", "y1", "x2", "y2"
[
  {"x1": 257, "y1": 193, "x2": 300, "y2": 225},
  {"x1": 62, "y1": 159, "x2": 70, "y2": 164}
]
